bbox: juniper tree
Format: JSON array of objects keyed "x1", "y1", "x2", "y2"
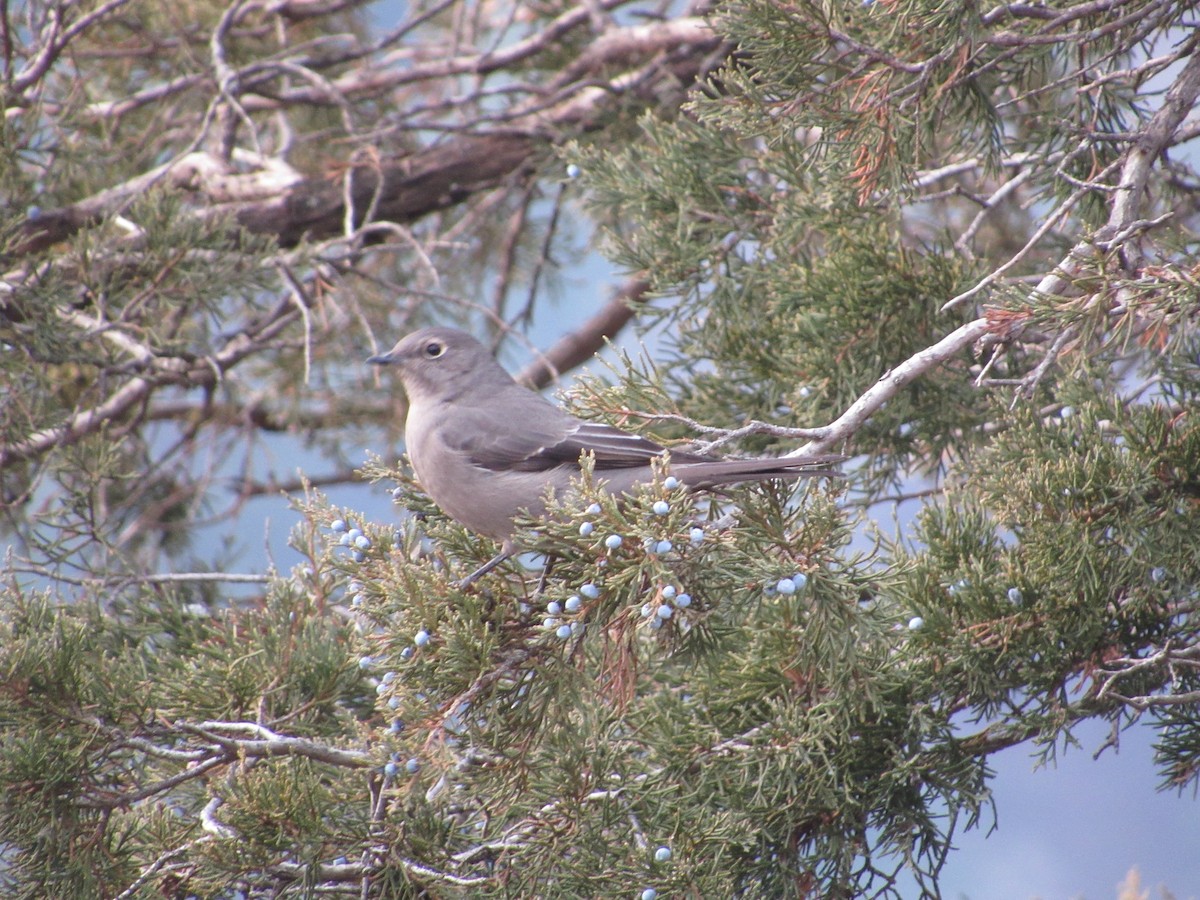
[{"x1": 1, "y1": 0, "x2": 1198, "y2": 898}]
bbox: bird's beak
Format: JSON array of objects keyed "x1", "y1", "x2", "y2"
[{"x1": 367, "y1": 350, "x2": 396, "y2": 366}]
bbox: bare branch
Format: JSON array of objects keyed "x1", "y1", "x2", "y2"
[
  {"x1": 941, "y1": 155, "x2": 1123, "y2": 311},
  {"x1": 181, "y1": 721, "x2": 373, "y2": 768},
  {"x1": 11, "y1": 16, "x2": 719, "y2": 257},
  {"x1": 8, "y1": 564, "x2": 274, "y2": 588},
  {"x1": 1110, "y1": 39, "x2": 1200, "y2": 232},
  {"x1": 112, "y1": 844, "x2": 195, "y2": 900},
  {"x1": 9, "y1": 0, "x2": 134, "y2": 94},
  {"x1": 1095, "y1": 642, "x2": 1200, "y2": 711},
  {"x1": 798, "y1": 318, "x2": 995, "y2": 456},
  {"x1": 516, "y1": 278, "x2": 651, "y2": 388},
  {"x1": 0, "y1": 294, "x2": 302, "y2": 467}
]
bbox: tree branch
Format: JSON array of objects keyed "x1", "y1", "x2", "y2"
[
  {"x1": 798, "y1": 318, "x2": 995, "y2": 456},
  {"x1": 516, "y1": 278, "x2": 650, "y2": 388},
  {"x1": 11, "y1": 17, "x2": 719, "y2": 257},
  {"x1": 0, "y1": 293, "x2": 302, "y2": 467}
]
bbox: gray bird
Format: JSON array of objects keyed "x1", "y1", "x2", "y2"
[{"x1": 369, "y1": 327, "x2": 842, "y2": 583}]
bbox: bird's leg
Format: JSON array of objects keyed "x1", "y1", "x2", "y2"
[
  {"x1": 458, "y1": 550, "x2": 512, "y2": 590},
  {"x1": 535, "y1": 554, "x2": 556, "y2": 596}
]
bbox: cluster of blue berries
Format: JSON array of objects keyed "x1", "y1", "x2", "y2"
[
  {"x1": 544, "y1": 582, "x2": 600, "y2": 640},
  {"x1": 369, "y1": 668, "x2": 404, "y2": 718},
  {"x1": 646, "y1": 478, "x2": 681, "y2": 555},
  {"x1": 330, "y1": 518, "x2": 372, "y2": 562},
  {"x1": 391, "y1": 628, "x2": 431, "y2": 664},
  {"x1": 644, "y1": 536, "x2": 674, "y2": 555},
  {"x1": 364, "y1": 651, "x2": 424, "y2": 744},
  {"x1": 360, "y1": 651, "x2": 409, "y2": 763},
  {"x1": 764, "y1": 572, "x2": 808, "y2": 596},
  {"x1": 641, "y1": 583, "x2": 693, "y2": 631},
  {"x1": 577, "y1": 479, "x2": 708, "y2": 560},
  {"x1": 382, "y1": 756, "x2": 421, "y2": 778},
  {"x1": 360, "y1": 623, "x2": 434, "y2": 719}
]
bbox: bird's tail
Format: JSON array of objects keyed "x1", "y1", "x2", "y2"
[{"x1": 671, "y1": 454, "x2": 846, "y2": 490}]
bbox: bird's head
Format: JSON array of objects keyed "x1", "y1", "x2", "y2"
[{"x1": 368, "y1": 327, "x2": 512, "y2": 404}]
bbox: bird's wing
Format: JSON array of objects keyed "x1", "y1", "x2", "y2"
[
  {"x1": 445, "y1": 388, "x2": 705, "y2": 472},
  {"x1": 515, "y1": 420, "x2": 677, "y2": 470}
]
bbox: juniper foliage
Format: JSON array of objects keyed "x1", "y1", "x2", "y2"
[{"x1": 2, "y1": 0, "x2": 1198, "y2": 897}]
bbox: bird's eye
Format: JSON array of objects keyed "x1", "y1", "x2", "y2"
[{"x1": 423, "y1": 341, "x2": 445, "y2": 358}]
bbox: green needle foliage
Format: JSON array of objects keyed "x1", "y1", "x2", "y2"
[{"x1": 2, "y1": 0, "x2": 1198, "y2": 897}]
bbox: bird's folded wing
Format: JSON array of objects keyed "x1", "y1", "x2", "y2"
[
  {"x1": 447, "y1": 399, "x2": 707, "y2": 472},
  {"x1": 521, "y1": 421, "x2": 696, "y2": 470}
]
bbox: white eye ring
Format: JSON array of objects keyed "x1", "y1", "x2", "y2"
[{"x1": 423, "y1": 341, "x2": 445, "y2": 358}]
